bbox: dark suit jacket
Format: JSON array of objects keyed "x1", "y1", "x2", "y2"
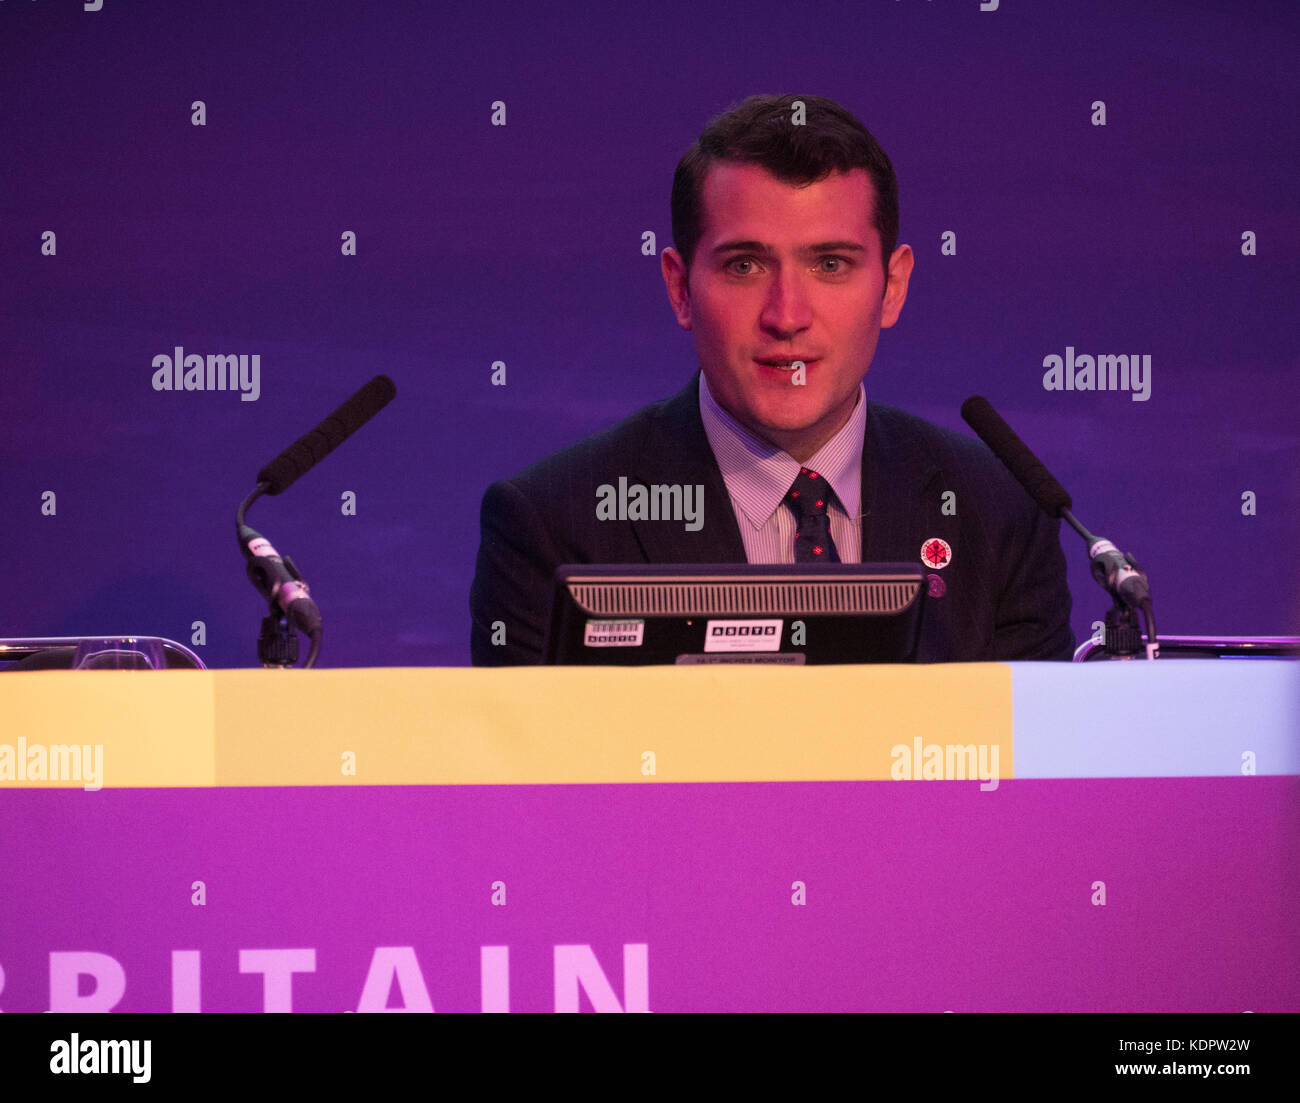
[{"x1": 470, "y1": 373, "x2": 1074, "y2": 664}]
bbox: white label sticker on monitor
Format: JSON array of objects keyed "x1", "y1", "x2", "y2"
[
  {"x1": 703, "y1": 619, "x2": 783, "y2": 652},
  {"x1": 584, "y1": 619, "x2": 645, "y2": 647}
]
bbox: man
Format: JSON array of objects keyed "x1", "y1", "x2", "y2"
[{"x1": 470, "y1": 93, "x2": 1074, "y2": 665}]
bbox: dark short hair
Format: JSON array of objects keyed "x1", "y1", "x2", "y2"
[{"x1": 670, "y1": 93, "x2": 899, "y2": 280}]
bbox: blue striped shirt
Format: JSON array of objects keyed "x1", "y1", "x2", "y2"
[{"x1": 698, "y1": 372, "x2": 865, "y2": 564}]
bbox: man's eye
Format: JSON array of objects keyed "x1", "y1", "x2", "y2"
[
  {"x1": 727, "y1": 257, "x2": 759, "y2": 276},
  {"x1": 818, "y1": 256, "x2": 851, "y2": 274}
]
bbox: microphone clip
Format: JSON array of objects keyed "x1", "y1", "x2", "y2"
[{"x1": 235, "y1": 507, "x2": 323, "y2": 668}]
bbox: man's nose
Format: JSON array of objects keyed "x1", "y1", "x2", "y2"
[{"x1": 759, "y1": 267, "x2": 813, "y2": 336}]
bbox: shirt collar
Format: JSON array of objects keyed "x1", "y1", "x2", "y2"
[{"x1": 698, "y1": 371, "x2": 865, "y2": 533}]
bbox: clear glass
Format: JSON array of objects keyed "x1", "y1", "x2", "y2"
[{"x1": 71, "y1": 637, "x2": 165, "y2": 670}]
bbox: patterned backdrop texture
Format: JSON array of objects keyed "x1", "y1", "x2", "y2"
[{"x1": 3, "y1": 0, "x2": 1297, "y2": 668}]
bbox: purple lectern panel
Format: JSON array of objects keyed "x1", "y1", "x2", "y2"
[{"x1": 0, "y1": 778, "x2": 1294, "y2": 1012}]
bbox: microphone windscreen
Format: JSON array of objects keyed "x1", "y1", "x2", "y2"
[
  {"x1": 961, "y1": 395, "x2": 1073, "y2": 517},
  {"x1": 258, "y1": 375, "x2": 396, "y2": 494}
]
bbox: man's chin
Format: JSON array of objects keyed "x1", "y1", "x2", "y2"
[
  {"x1": 748, "y1": 398, "x2": 832, "y2": 432},
  {"x1": 747, "y1": 411, "x2": 834, "y2": 449}
]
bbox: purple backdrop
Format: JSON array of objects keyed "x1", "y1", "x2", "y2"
[{"x1": 3, "y1": 0, "x2": 1297, "y2": 667}]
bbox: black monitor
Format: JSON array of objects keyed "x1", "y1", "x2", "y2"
[{"x1": 543, "y1": 563, "x2": 927, "y2": 665}]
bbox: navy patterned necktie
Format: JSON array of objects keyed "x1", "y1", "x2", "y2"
[{"x1": 784, "y1": 467, "x2": 840, "y2": 562}]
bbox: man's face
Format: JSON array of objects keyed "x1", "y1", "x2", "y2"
[{"x1": 662, "y1": 163, "x2": 913, "y2": 462}]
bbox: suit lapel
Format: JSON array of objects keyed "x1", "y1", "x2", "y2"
[
  {"x1": 859, "y1": 400, "x2": 943, "y2": 563},
  {"x1": 627, "y1": 373, "x2": 747, "y2": 564}
]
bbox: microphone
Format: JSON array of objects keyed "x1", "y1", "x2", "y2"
[
  {"x1": 236, "y1": 374, "x2": 397, "y2": 667},
  {"x1": 961, "y1": 396, "x2": 1151, "y2": 608},
  {"x1": 257, "y1": 374, "x2": 396, "y2": 495},
  {"x1": 961, "y1": 396, "x2": 1156, "y2": 657}
]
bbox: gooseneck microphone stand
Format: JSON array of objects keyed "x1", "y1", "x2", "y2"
[
  {"x1": 235, "y1": 374, "x2": 396, "y2": 669},
  {"x1": 1058, "y1": 508, "x2": 1157, "y2": 660},
  {"x1": 237, "y1": 483, "x2": 321, "y2": 668}
]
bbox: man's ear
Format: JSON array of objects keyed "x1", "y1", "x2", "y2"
[
  {"x1": 661, "y1": 247, "x2": 692, "y2": 331},
  {"x1": 881, "y1": 243, "x2": 914, "y2": 329}
]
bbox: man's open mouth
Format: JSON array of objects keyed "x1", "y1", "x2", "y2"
[{"x1": 756, "y1": 358, "x2": 819, "y2": 371}]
